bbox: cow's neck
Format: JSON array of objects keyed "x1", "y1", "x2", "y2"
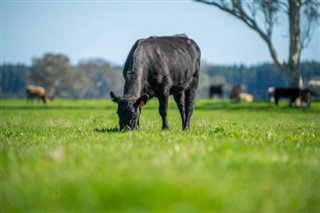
[{"x1": 123, "y1": 78, "x2": 142, "y2": 99}]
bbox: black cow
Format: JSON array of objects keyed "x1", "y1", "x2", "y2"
[
  {"x1": 274, "y1": 88, "x2": 312, "y2": 107},
  {"x1": 110, "y1": 35, "x2": 201, "y2": 131},
  {"x1": 209, "y1": 84, "x2": 223, "y2": 99}
]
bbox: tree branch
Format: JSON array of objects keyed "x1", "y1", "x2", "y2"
[
  {"x1": 195, "y1": 0, "x2": 286, "y2": 70},
  {"x1": 300, "y1": 0, "x2": 320, "y2": 48}
]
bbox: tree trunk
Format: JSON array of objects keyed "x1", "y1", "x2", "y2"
[
  {"x1": 287, "y1": 0, "x2": 303, "y2": 88},
  {"x1": 195, "y1": 0, "x2": 316, "y2": 88},
  {"x1": 285, "y1": 67, "x2": 303, "y2": 88}
]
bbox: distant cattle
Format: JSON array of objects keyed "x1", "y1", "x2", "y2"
[
  {"x1": 229, "y1": 84, "x2": 253, "y2": 102},
  {"x1": 268, "y1": 87, "x2": 275, "y2": 102},
  {"x1": 26, "y1": 85, "x2": 48, "y2": 104},
  {"x1": 209, "y1": 84, "x2": 223, "y2": 99},
  {"x1": 230, "y1": 84, "x2": 242, "y2": 100},
  {"x1": 239, "y1": 93, "x2": 254, "y2": 102},
  {"x1": 308, "y1": 80, "x2": 320, "y2": 98},
  {"x1": 110, "y1": 34, "x2": 201, "y2": 131},
  {"x1": 274, "y1": 88, "x2": 312, "y2": 107}
]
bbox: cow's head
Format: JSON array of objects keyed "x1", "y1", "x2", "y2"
[
  {"x1": 110, "y1": 91, "x2": 149, "y2": 131},
  {"x1": 42, "y1": 95, "x2": 49, "y2": 104}
]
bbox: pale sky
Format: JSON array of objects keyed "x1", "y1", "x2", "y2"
[{"x1": 1, "y1": 0, "x2": 319, "y2": 66}]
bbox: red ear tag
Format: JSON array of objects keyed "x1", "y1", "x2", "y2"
[{"x1": 139, "y1": 101, "x2": 145, "y2": 106}]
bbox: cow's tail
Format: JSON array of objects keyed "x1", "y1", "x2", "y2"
[{"x1": 191, "y1": 39, "x2": 201, "y2": 78}]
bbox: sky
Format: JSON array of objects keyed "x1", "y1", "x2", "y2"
[{"x1": 1, "y1": 0, "x2": 319, "y2": 66}]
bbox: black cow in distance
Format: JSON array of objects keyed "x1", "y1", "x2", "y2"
[
  {"x1": 274, "y1": 88, "x2": 313, "y2": 107},
  {"x1": 209, "y1": 84, "x2": 223, "y2": 99}
]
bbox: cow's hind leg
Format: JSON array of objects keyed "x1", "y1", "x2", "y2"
[
  {"x1": 184, "y1": 77, "x2": 199, "y2": 130},
  {"x1": 173, "y1": 92, "x2": 186, "y2": 129},
  {"x1": 184, "y1": 89, "x2": 196, "y2": 130},
  {"x1": 158, "y1": 95, "x2": 169, "y2": 130}
]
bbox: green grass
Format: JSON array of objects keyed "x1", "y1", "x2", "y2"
[{"x1": 1, "y1": 99, "x2": 320, "y2": 212}]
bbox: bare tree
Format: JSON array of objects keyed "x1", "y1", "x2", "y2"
[{"x1": 195, "y1": 0, "x2": 319, "y2": 87}]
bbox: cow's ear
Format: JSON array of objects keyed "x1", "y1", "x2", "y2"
[
  {"x1": 110, "y1": 91, "x2": 120, "y2": 103},
  {"x1": 134, "y1": 95, "x2": 149, "y2": 108}
]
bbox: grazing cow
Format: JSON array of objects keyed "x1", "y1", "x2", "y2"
[
  {"x1": 274, "y1": 88, "x2": 312, "y2": 107},
  {"x1": 26, "y1": 85, "x2": 48, "y2": 104},
  {"x1": 239, "y1": 93, "x2": 254, "y2": 102},
  {"x1": 209, "y1": 84, "x2": 223, "y2": 99},
  {"x1": 110, "y1": 35, "x2": 201, "y2": 131}
]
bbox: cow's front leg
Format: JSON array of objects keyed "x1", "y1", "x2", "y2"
[{"x1": 158, "y1": 95, "x2": 169, "y2": 130}]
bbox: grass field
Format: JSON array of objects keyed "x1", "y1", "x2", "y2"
[{"x1": 1, "y1": 99, "x2": 320, "y2": 212}]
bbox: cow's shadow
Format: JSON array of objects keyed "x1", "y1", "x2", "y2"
[{"x1": 94, "y1": 127, "x2": 119, "y2": 133}]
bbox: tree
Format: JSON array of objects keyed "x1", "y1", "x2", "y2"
[
  {"x1": 28, "y1": 53, "x2": 92, "y2": 98},
  {"x1": 0, "y1": 64, "x2": 28, "y2": 97},
  {"x1": 78, "y1": 59, "x2": 123, "y2": 98},
  {"x1": 195, "y1": 0, "x2": 320, "y2": 87}
]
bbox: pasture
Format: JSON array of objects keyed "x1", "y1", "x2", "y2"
[{"x1": 1, "y1": 99, "x2": 320, "y2": 212}]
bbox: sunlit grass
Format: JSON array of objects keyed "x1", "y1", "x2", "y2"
[{"x1": 1, "y1": 99, "x2": 320, "y2": 212}]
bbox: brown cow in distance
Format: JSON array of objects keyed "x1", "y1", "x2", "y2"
[
  {"x1": 239, "y1": 93, "x2": 254, "y2": 102},
  {"x1": 230, "y1": 84, "x2": 242, "y2": 100},
  {"x1": 26, "y1": 85, "x2": 49, "y2": 104}
]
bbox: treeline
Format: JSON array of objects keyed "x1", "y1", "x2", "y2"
[
  {"x1": 1, "y1": 53, "x2": 319, "y2": 100},
  {"x1": 1, "y1": 53, "x2": 123, "y2": 99}
]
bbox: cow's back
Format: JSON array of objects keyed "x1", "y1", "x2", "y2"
[
  {"x1": 123, "y1": 35, "x2": 200, "y2": 97},
  {"x1": 27, "y1": 85, "x2": 46, "y2": 96},
  {"x1": 274, "y1": 88, "x2": 300, "y2": 98}
]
